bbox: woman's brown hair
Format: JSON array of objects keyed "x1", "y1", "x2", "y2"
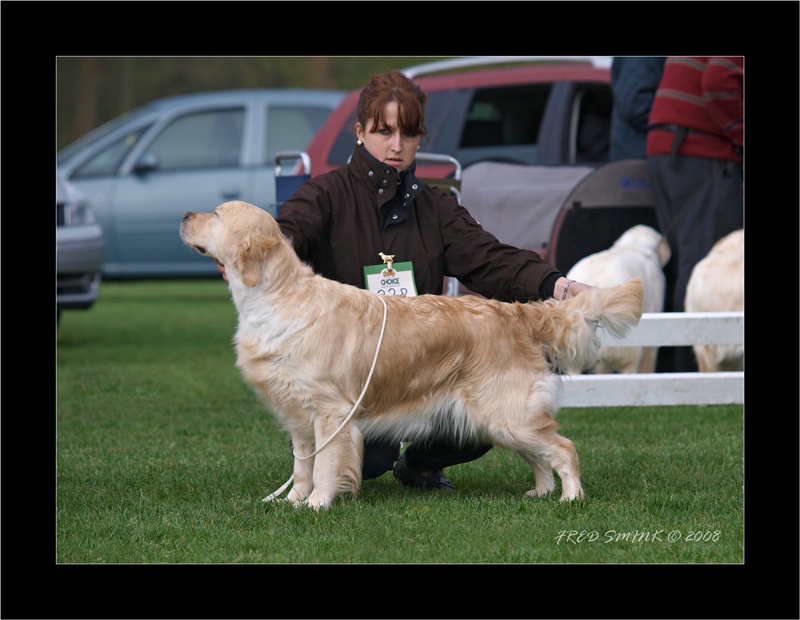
[{"x1": 355, "y1": 70, "x2": 428, "y2": 140}]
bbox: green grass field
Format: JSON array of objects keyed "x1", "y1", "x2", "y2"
[{"x1": 56, "y1": 280, "x2": 744, "y2": 564}]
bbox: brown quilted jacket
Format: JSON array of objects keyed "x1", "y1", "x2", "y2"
[{"x1": 277, "y1": 145, "x2": 561, "y2": 301}]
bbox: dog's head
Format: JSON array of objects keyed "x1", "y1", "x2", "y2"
[
  {"x1": 615, "y1": 225, "x2": 671, "y2": 267},
  {"x1": 180, "y1": 200, "x2": 282, "y2": 287}
]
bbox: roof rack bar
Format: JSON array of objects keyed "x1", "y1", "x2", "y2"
[{"x1": 402, "y1": 56, "x2": 612, "y2": 79}]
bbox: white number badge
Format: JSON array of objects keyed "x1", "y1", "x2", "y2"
[{"x1": 363, "y1": 252, "x2": 418, "y2": 297}]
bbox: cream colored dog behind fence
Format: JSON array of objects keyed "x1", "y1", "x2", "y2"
[{"x1": 684, "y1": 229, "x2": 744, "y2": 372}]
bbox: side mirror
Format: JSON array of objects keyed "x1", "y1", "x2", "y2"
[{"x1": 133, "y1": 152, "x2": 160, "y2": 174}]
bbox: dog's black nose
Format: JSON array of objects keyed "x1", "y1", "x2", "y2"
[{"x1": 182, "y1": 211, "x2": 193, "y2": 221}]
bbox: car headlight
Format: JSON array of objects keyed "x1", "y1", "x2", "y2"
[
  {"x1": 58, "y1": 175, "x2": 98, "y2": 227},
  {"x1": 63, "y1": 196, "x2": 97, "y2": 226}
]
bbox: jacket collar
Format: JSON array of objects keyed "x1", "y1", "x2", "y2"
[{"x1": 349, "y1": 145, "x2": 424, "y2": 208}]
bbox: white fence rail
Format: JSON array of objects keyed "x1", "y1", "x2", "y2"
[{"x1": 560, "y1": 312, "x2": 744, "y2": 407}]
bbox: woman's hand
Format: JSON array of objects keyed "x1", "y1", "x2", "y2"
[{"x1": 555, "y1": 276, "x2": 594, "y2": 301}]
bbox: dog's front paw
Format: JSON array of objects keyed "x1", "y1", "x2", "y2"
[
  {"x1": 525, "y1": 488, "x2": 553, "y2": 498},
  {"x1": 306, "y1": 490, "x2": 335, "y2": 510},
  {"x1": 559, "y1": 487, "x2": 585, "y2": 502}
]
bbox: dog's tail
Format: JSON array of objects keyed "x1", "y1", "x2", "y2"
[{"x1": 536, "y1": 277, "x2": 644, "y2": 374}]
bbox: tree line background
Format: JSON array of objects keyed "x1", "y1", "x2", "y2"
[{"x1": 56, "y1": 56, "x2": 453, "y2": 151}]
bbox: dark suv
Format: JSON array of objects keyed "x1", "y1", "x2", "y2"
[{"x1": 306, "y1": 56, "x2": 612, "y2": 178}]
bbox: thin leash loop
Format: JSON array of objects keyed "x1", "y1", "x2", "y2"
[{"x1": 262, "y1": 295, "x2": 389, "y2": 503}]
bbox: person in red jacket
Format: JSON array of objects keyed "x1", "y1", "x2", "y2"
[
  {"x1": 266, "y1": 70, "x2": 594, "y2": 492},
  {"x1": 646, "y1": 56, "x2": 744, "y2": 373}
]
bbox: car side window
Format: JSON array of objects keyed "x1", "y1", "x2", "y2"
[
  {"x1": 572, "y1": 86, "x2": 612, "y2": 164},
  {"x1": 457, "y1": 84, "x2": 551, "y2": 167},
  {"x1": 148, "y1": 108, "x2": 244, "y2": 170},
  {"x1": 72, "y1": 127, "x2": 149, "y2": 178},
  {"x1": 265, "y1": 106, "x2": 334, "y2": 161}
]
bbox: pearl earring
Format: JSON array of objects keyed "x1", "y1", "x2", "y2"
[{"x1": 357, "y1": 139, "x2": 363, "y2": 146}]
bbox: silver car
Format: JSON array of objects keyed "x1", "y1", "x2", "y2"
[
  {"x1": 56, "y1": 172, "x2": 104, "y2": 322},
  {"x1": 57, "y1": 88, "x2": 344, "y2": 279}
]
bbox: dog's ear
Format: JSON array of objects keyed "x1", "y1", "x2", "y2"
[{"x1": 234, "y1": 229, "x2": 280, "y2": 288}]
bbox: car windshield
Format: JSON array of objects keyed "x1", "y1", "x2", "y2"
[{"x1": 57, "y1": 102, "x2": 162, "y2": 165}]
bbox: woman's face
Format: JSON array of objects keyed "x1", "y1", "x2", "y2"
[{"x1": 356, "y1": 101, "x2": 421, "y2": 172}]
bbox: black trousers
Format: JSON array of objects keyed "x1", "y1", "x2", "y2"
[
  {"x1": 362, "y1": 437, "x2": 493, "y2": 480},
  {"x1": 646, "y1": 153, "x2": 743, "y2": 373}
]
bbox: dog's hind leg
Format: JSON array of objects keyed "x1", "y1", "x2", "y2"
[
  {"x1": 519, "y1": 453, "x2": 556, "y2": 497},
  {"x1": 519, "y1": 431, "x2": 584, "y2": 501},
  {"x1": 500, "y1": 416, "x2": 583, "y2": 501},
  {"x1": 305, "y1": 416, "x2": 363, "y2": 510},
  {"x1": 494, "y1": 378, "x2": 584, "y2": 501},
  {"x1": 553, "y1": 436, "x2": 584, "y2": 501},
  {"x1": 489, "y1": 419, "x2": 584, "y2": 501}
]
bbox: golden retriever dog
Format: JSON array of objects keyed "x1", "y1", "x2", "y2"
[
  {"x1": 566, "y1": 224, "x2": 670, "y2": 374},
  {"x1": 684, "y1": 229, "x2": 744, "y2": 372},
  {"x1": 180, "y1": 201, "x2": 643, "y2": 509}
]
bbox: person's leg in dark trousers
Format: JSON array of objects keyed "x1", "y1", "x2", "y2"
[
  {"x1": 401, "y1": 439, "x2": 493, "y2": 472},
  {"x1": 648, "y1": 153, "x2": 685, "y2": 372},
  {"x1": 648, "y1": 154, "x2": 743, "y2": 372},
  {"x1": 361, "y1": 437, "x2": 401, "y2": 480},
  {"x1": 391, "y1": 437, "x2": 493, "y2": 491},
  {"x1": 361, "y1": 436, "x2": 492, "y2": 490}
]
